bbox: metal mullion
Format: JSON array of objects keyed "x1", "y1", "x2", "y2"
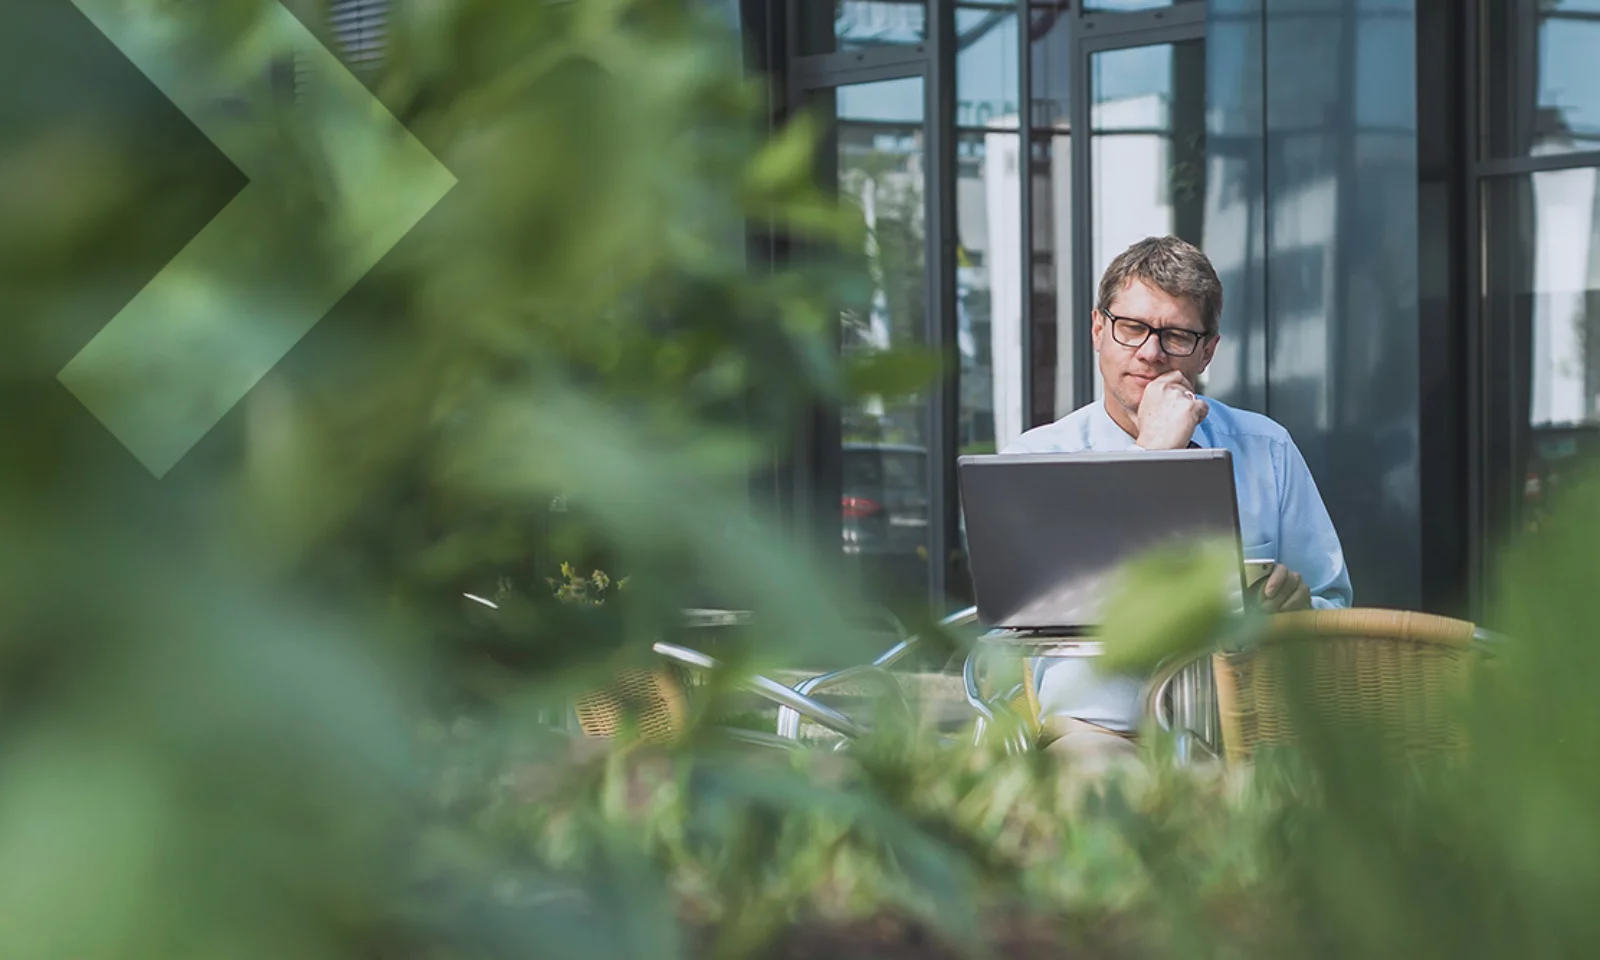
[
  {"x1": 791, "y1": 59, "x2": 927, "y2": 90},
  {"x1": 1069, "y1": 10, "x2": 1093, "y2": 410},
  {"x1": 804, "y1": 86, "x2": 842, "y2": 569},
  {"x1": 1464, "y1": 0, "x2": 1485, "y2": 618},
  {"x1": 1078, "y1": 19, "x2": 1204, "y2": 54},
  {"x1": 1018, "y1": 0, "x2": 1033, "y2": 428},
  {"x1": 1079, "y1": 4, "x2": 1206, "y2": 39},
  {"x1": 1544, "y1": 8, "x2": 1600, "y2": 21},
  {"x1": 1259, "y1": 0, "x2": 1271, "y2": 420},
  {"x1": 783, "y1": 0, "x2": 799, "y2": 78},
  {"x1": 791, "y1": 46, "x2": 930, "y2": 88},
  {"x1": 1477, "y1": 150, "x2": 1600, "y2": 179},
  {"x1": 927, "y1": 0, "x2": 957, "y2": 610}
]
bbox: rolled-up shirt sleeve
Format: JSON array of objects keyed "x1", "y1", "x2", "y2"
[{"x1": 1275, "y1": 439, "x2": 1353, "y2": 609}]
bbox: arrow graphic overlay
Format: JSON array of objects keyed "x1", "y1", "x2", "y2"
[{"x1": 59, "y1": 1, "x2": 456, "y2": 477}]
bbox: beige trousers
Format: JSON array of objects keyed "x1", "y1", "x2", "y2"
[{"x1": 1040, "y1": 716, "x2": 1140, "y2": 774}]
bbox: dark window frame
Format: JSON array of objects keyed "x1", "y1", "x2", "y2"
[{"x1": 1466, "y1": 0, "x2": 1600, "y2": 620}]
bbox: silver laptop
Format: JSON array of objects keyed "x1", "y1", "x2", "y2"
[{"x1": 957, "y1": 449, "x2": 1247, "y2": 634}]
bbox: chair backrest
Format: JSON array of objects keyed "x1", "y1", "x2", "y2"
[
  {"x1": 1211, "y1": 608, "x2": 1486, "y2": 765},
  {"x1": 572, "y1": 667, "x2": 690, "y2": 744}
]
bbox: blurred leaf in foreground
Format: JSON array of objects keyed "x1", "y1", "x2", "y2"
[{"x1": 1094, "y1": 536, "x2": 1244, "y2": 676}]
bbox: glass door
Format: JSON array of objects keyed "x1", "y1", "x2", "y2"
[
  {"x1": 1079, "y1": 31, "x2": 1207, "y2": 401},
  {"x1": 805, "y1": 75, "x2": 941, "y2": 617}
]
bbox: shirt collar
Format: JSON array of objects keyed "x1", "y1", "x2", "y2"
[{"x1": 1088, "y1": 399, "x2": 1138, "y2": 451}]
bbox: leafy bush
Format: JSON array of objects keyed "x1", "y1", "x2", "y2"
[{"x1": 6, "y1": 1, "x2": 1600, "y2": 959}]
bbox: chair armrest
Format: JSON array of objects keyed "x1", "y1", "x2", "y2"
[
  {"x1": 961, "y1": 649, "x2": 998, "y2": 725},
  {"x1": 962, "y1": 651, "x2": 1031, "y2": 754},
  {"x1": 774, "y1": 605, "x2": 981, "y2": 740},
  {"x1": 653, "y1": 642, "x2": 871, "y2": 740},
  {"x1": 1139, "y1": 649, "x2": 1226, "y2": 763},
  {"x1": 776, "y1": 663, "x2": 906, "y2": 739},
  {"x1": 1140, "y1": 652, "x2": 1202, "y2": 734}
]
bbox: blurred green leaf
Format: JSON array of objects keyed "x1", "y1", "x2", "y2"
[
  {"x1": 843, "y1": 346, "x2": 945, "y2": 402},
  {"x1": 15, "y1": 1, "x2": 1600, "y2": 959},
  {"x1": 1094, "y1": 537, "x2": 1242, "y2": 675},
  {"x1": 744, "y1": 111, "x2": 821, "y2": 198}
]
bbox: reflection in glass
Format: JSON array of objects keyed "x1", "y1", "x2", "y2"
[
  {"x1": 799, "y1": 0, "x2": 927, "y2": 56},
  {"x1": 1029, "y1": 3, "x2": 1072, "y2": 131},
  {"x1": 832, "y1": 77, "x2": 931, "y2": 607},
  {"x1": 951, "y1": 7, "x2": 1021, "y2": 607},
  {"x1": 955, "y1": 2, "x2": 1020, "y2": 456},
  {"x1": 1089, "y1": 39, "x2": 1207, "y2": 393},
  {"x1": 956, "y1": 132, "x2": 1016, "y2": 456},
  {"x1": 1027, "y1": 2, "x2": 1075, "y2": 431},
  {"x1": 1483, "y1": 169, "x2": 1600, "y2": 534},
  {"x1": 956, "y1": 6, "x2": 1019, "y2": 131},
  {"x1": 1481, "y1": 0, "x2": 1600, "y2": 158}
]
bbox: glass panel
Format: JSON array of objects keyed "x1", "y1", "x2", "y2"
[
  {"x1": 956, "y1": 5, "x2": 1019, "y2": 132},
  {"x1": 953, "y1": 129, "x2": 1021, "y2": 607},
  {"x1": 1089, "y1": 39, "x2": 1207, "y2": 394},
  {"x1": 1027, "y1": 2, "x2": 1075, "y2": 429},
  {"x1": 1084, "y1": 0, "x2": 1201, "y2": 12},
  {"x1": 1481, "y1": 0, "x2": 1600, "y2": 158},
  {"x1": 956, "y1": 132, "x2": 1019, "y2": 460},
  {"x1": 1483, "y1": 169, "x2": 1600, "y2": 536},
  {"x1": 831, "y1": 77, "x2": 932, "y2": 609},
  {"x1": 1030, "y1": 2, "x2": 1072, "y2": 131},
  {"x1": 952, "y1": 7, "x2": 1020, "y2": 608},
  {"x1": 799, "y1": 0, "x2": 928, "y2": 56}
]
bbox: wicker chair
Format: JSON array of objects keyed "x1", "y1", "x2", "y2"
[
  {"x1": 1145, "y1": 608, "x2": 1501, "y2": 766},
  {"x1": 571, "y1": 666, "x2": 692, "y2": 745}
]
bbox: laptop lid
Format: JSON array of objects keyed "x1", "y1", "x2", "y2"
[{"x1": 957, "y1": 450, "x2": 1245, "y2": 632}]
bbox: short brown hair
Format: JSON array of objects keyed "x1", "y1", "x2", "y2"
[{"x1": 1097, "y1": 236, "x2": 1223, "y2": 334}]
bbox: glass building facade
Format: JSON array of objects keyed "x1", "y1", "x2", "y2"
[
  {"x1": 327, "y1": 0, "x2": 1600, "y2": 626},
  {"x1": 741, "y1": 0, "x2": 1600, "y2": 626}
]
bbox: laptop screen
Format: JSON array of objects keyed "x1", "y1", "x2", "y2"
[{"x1": 957, "y1": 450, "x2": 1246, "y2": 632}]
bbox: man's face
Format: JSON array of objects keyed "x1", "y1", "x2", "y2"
[{"x1": 1092, "y1": 278, "x2": 1219, "y2": 415}]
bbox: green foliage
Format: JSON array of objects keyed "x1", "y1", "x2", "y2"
[
  {"x1": 1094, "y1": 537, "x2": 1246, "y2": 676},
  {"x1": 548, "y1": 563, "x2": 630, "y2": 607},
  {"x1": 8, "y1": 1, "x2": 1600, "y2": 959}
]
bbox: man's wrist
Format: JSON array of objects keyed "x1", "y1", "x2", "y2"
[{"x1": 1131, "y1": 434, "x2": 1189, "y2": 451}]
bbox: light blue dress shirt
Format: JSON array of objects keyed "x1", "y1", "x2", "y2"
[{"x1": 1000, "y1": 395, "x2": 1353, "y2": 730}]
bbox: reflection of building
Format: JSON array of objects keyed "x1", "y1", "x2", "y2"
[
  {"x1": 1091, "y1": 94, "x2": 1185, "y2": 278},
  {"x1": 975, "y1": 123, "x2": 1019, "y2": 452},
  {"x1": 1528, "y1": 159, "x2": 1600, "y2": 427},
  {"x1": 834, "y1": 84, "x2": 927, "y2": 447}
]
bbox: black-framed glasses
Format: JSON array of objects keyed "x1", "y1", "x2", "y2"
[{"x1": 1102, "y1": 309, "x2": 1211, "y2": 358}]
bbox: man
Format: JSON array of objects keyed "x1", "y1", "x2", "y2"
[{"x1": 1003, "y1": 236, "x2": 1352, "y2": 756}]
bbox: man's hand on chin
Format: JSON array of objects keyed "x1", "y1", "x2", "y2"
[
  {"x1": 1132, "y1": 371, "x2": 1209, "y2": 450},
  {"x1": 1256, "y1": 564, "x2": 1313, "y2": 612}
]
